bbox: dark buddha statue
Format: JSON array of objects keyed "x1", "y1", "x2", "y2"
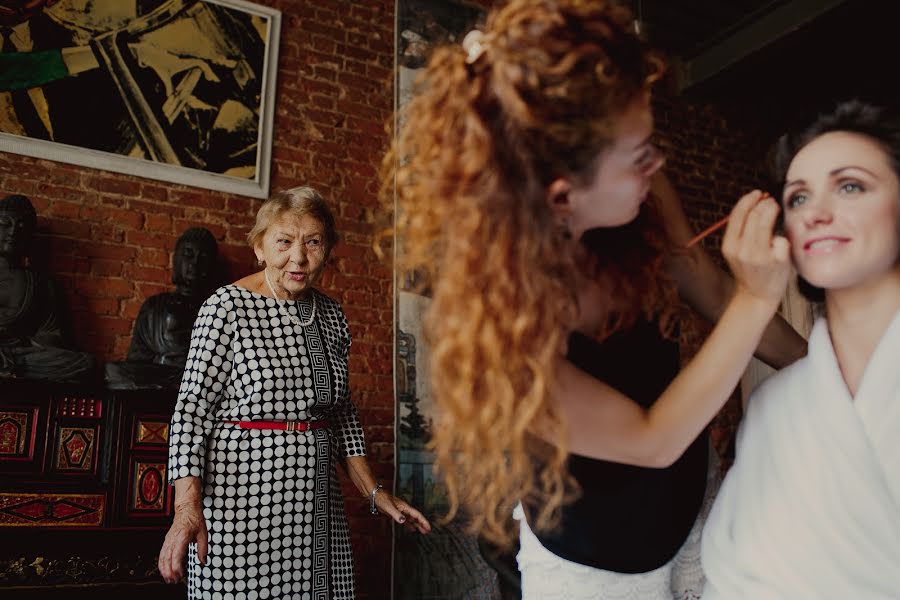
[
  {"x1": 105, "y1": 227, "x2": 217, "y2": 390},
  {"x1": 0, "y1": 194, "x2": 95, "y2": 382}
]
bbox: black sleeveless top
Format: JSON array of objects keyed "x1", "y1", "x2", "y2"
[{"x1": 524, "y1": 320, "x2": 708, "y2": 573}]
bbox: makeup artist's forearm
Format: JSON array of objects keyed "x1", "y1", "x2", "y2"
[
  {"x1": 558, "y1": 290, "x2": 778, "y2": 467},
  {"x1": 676, "y1": 261, "x2": 806, "y2": 369},
  {"x1": 753, "y1": 313, "x2": 807, "y2": 367},
  {"x1": 644, "y1": 291, "x2": 776, "y2": 464}
]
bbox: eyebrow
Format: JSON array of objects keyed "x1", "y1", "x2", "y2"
[
  {"x1": 784, "y1": 165, "x2": 881, "y2": 189},
  {"x1": 830, "y1": 165, "x2": 880, "y2": 180}
]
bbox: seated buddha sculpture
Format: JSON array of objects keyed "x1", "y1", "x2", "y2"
[
  {"x1": 0, "y1": 194, "x2": 94, "y2": 382},
  {"x1": 105, "y1": 227, "x2": 217, "y2": 390}
]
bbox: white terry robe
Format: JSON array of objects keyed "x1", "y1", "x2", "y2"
[{"x1": 701, "y1": 312, "x2": 900, "y2": 599}]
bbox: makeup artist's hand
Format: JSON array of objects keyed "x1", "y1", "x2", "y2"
[{"x1": 721, "y1": 190, "x2": 791, "y2": 307}]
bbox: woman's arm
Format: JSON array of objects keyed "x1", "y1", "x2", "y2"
[
  {"x1": 332, "y1": 306, "x2": 430, "y2": 534},
  {"x1": 344, "y1": 455, "x2": 431, "y2": 534},
  {"x1": 556, "y1": 190, "x2": 791, "y2": 467},
  {"x1": 158, "y1": 476, "x2": 207, "y2": 583},
  {"x1": 159, "y1": 291, "x2": 232, "y2": 582},
  {"x1": 652, "y1": 171, "x2": 807, "y2": 368}
]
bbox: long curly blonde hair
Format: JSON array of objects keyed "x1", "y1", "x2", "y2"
[{"x1": 383, "y1": 0, "x2": 667, "y2": 547}]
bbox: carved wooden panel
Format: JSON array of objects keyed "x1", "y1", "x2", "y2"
[
  {"x1": 0, "y1": 492, "x2": 105, "y2": 527},
  {"x1": 54, "y1": 426, "x2": 98, "y2": 472},
  {"x1": 134, "y1": 417, "x2": 169, "y2": 447},
  {"x1": 0, "y1": 409, "x2": 36, "y2": 459},
  {"x1": 109, "y1": 391, "x2": 176, "y2": 527},
  {"x1": 0, "y1": 381, "x2": 177, "y2": 537},
  {"x1": 129, "y1": 459, "x2": 168, "y2": 513},
  {"x1": 57, "y1": 396, "x2": 103, "y2": 419},
  {"x1": 0, "y1": 390, "x2": 49, "y2": 475},
  {"x1": 49, "y1": 392, "x2": 105, "y2": 480}
]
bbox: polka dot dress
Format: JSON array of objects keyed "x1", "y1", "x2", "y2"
[{"x1": 168, "y1": 285, "x2": 366, "y2": 599}]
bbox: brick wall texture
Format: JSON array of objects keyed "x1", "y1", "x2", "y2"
[{"x1": 0, "y1": 1, "x2": 778, "y2": 597}]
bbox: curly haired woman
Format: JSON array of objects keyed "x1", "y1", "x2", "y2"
[{"x1": 384, "y1": 1, "x2": 796, "y2": 597}]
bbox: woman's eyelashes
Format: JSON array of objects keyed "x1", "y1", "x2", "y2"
[
  {"x1": 837, "y1": 179, "x2": 864, "y2": 195},
  {"x1": 784, "y1": 180, "x2": 867, "y2": 209},
  {"x1": 784, "y1": 189, "x2": 808, "y2": 209}
]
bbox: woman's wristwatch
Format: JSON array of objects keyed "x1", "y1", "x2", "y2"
[{"x1": 368, "y1": 483, "x2": 383, "y2": 515}]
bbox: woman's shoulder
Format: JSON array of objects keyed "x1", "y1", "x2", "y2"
[
  {"x1": 311, "y1": 289, "x2": 351, "y2": 344},
  {"x1": 311, "y1": 288, "x2": 345, "y2": 317},
  {"x1": 744, "y1": 355, "x2": 810, "y2": 420},
  {"x1": 201, "y1": 284, "x2": 255, "y2": 309},
  {"x1": 747, "y1": 317, "x2": 826, "y2": 413}
]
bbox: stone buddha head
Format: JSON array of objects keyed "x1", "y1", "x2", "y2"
[
  {"x1": 0, "y1": 194, "x2": 36, "y2": 265},
  {"x1": 172, "y1": 227, "x2": 217, "y2": 293}
]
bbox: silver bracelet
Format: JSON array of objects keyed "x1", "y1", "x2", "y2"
[{"x1": 368, "y1": 483, "x2": 383, "y2": 515}]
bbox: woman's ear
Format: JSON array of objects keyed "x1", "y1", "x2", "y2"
[{"x1": 546, "y1": 177, "x2": 573, "y2": 218}]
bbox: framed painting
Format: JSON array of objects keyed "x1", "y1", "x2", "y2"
[{"x1": 0, "y1": 0, "x2": 280, "y2": 198}]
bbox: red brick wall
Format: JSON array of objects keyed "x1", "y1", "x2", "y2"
[
  {"x1": 654, "y1": 94, "x2": 772, "y2": 255},
  {"x1": 0, "y1": 1, "x2": 396, "y2": 598}
]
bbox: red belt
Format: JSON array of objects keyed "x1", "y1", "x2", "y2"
[{"x1": 224, "y1": 420, "x2": 329, "y2": 432}]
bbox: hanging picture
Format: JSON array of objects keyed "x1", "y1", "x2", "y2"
[{"x1": 0, "y1": 0, "x2": 280, "y2": 198}]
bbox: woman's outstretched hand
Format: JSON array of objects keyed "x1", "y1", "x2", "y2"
[
  {"x1": 721, "y1": 190, "x2": 791, "y2": 308},
  {"x1": 158, "y1": 500, "x2": 208, "y2": 584},
  {"x1": 375, "y1": 491, "x2": 432, "y2": 534}
]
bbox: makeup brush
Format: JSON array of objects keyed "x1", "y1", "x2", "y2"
[{"x1": 685, "y1": 192, "x2": 771, "y2": 248}]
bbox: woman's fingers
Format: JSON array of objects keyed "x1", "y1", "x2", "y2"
[
  {"x1": 159, "y1": 512, "x2": 207, "y2": 583},
  {"x1": 195, "y1": 521, "x2": 209, "y2": 565},
  {"x1": 376, "y1": 493, "x2": 432, "y2": 534},
  {"x1": 398, "y1": 503, "x2": 432, "y2": 534},
  {"x1": 159, "y1": 530, "x2": 185, "y2": 583},
  {"x1": 722, "y1": 190, "x2": 766, "y2": 255},
  {"x1": 771, "y1": 235, "x2": 790, "y2": 263},
  {"x1": 748, "y1": 196, "x2": 780, "y2": 255},
  {"x1": 722, "y1": 190, "x2": 791, "y2": 304},
  {"x1": 168, "y1": 531, "x2": 189, "y2": 582},
  {"x1": 157, "y1": 541, "x2": 171, "y2": 582},
  {"x1": 160, "y1": 531, "x2": 178, "y2": 583},
  {"x1": 374, "y1": 491, "x2": 405, "y2": 524}
]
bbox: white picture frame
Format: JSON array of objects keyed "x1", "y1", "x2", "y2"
[{"x1": 0, "y1": 0, "x2": 281, "y2": 199}]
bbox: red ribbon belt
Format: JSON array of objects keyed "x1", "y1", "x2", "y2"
[{"x1": 224, "y1": 420, "x2": 329, "y2": 432}]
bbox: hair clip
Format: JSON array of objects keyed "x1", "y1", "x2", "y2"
[{"x1": 462, "y1": 29, "x2": 487, "y2": 64}]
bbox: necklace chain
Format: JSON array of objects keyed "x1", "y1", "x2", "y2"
[{"x1": 264, "y1": 268, "x2": 316, "y2": 327}]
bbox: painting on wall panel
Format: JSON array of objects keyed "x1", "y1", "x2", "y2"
[
  {"x1": 0, "y1": 0, "x2": 280, "y2": 198},
  {"x1": 393, "y1": 1, "x2": 506, "y2": 599}
]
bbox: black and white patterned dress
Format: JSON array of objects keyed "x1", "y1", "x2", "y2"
[{"x1": 167, "y1": 284, "x2": 366, "y2": 600}]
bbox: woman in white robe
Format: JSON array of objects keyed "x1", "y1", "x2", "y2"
[{"x1": 702, "y1": 100, "x2": 900, "y2": 599}]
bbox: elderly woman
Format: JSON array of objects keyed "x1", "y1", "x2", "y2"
[{"x1": 158, "y1": 187, "x2": 430, "y2": 599}]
